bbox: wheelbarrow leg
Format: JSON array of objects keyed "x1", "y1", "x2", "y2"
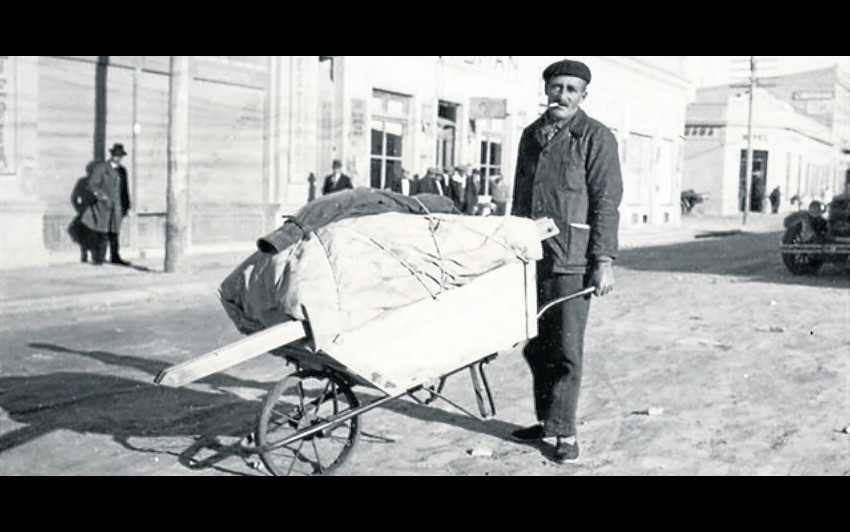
[{"x1": 469, "y1": 355, "x2": 497, "y2": 419}]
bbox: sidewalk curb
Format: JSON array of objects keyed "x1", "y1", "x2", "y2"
[
  {"x1": 0, "y1": 281, "x2": 219, "y2": 316},
  {"x1": 0, "y1": 218, "x2": 785, "y2": 317}
]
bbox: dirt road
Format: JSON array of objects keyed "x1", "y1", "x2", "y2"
[{"x1": 1, "y1": 226, "x2": 848, "y2": 475}]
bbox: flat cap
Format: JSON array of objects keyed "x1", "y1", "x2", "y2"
[{"x1": 542, "y1": 59, "x2": 591, "y2": 84}]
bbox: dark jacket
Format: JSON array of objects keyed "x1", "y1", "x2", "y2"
[
  {"x1": 511, "y1": 108, "x2": 623, "y2": 274},
  {"x1": 79, "y1": 161, "x2": 130, "y2": 233},
  {"x1": 70, "y1": 176, "x2": 96, "y2": 216},
  {"x1": 416, "y1": 174, "x2": 445, "y2": 196},
  {"x1": 463, "y1": 175, "x2": 483, "y2": 215},
  {"x1": 117, "y1": 165, "x2": 131, "y2": 216},
  {"x1": 447, "y1": 176, "x2": 465, "y2": 211},
  {"x1": 387, "y1": 175, "x2": 418, "y2": 196},
  {"x1": 322, "y1": 173, "x2": 354, "y2": 195}
]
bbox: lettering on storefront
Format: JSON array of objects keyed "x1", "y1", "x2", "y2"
[
  {"x1": 421, "y1": 101, "x2": 434, "y2": 132},
  {"x1": 469, "y1": 97, "x2": 507, "y2": 119},
  {"x1": 0, "y1": 56, "x2": 14, "y2": 174},
  {"x1": 351, "y1": 99, "x2": 366, "y2": 138},
  {"x1": 442, "y1": 56, "x2": 519, "y2": 75},
  {"x1": 792, "y1": 90, "x2": 834, "y2": 101}
]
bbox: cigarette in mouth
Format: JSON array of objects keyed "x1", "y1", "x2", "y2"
[{"x1": 548, "y1": 102, "x2": 562, "y2": 108}]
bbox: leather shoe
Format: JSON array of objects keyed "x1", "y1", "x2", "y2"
[
  {"x1": 111, "y1": 258, "x2": 130, "y2": 266},
  {"x1": 553, "y1": 436, "x2": 579, "y2": 463},
  {"x1": 509, "y1": 423, "x2": 544, "y2": 443}
]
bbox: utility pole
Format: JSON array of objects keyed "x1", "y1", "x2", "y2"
[
  {"x1": 165, "y1": 56, "x2": 190, "y2": 273},
  {"x1": 742, "y1": 56, "x2": 755, "y2": 226},
  {"x1": 731, "y1": 56, "x2": 776, "y2": 225},
  {"x1": 93, "y1": 56, "x2": 109, "y2": 162}
]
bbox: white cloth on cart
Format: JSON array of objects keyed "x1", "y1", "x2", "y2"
[{"x1": 218, "y1": 212, "x2": 542, "y2": 351}]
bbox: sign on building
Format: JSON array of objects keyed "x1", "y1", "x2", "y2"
[
  {"x1": 792, "y1": 90, "x2": 835, "y2": 101},
  {"x1": 470, "y1": 97, "x2": 508, "y2": 120},
  {"x1": 0, "y1": 56, "x2": 15, "y2": 174}
]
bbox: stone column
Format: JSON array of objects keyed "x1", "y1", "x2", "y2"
[{"x1": 0, "y1": 56, "x2": 50, "y2": 270}]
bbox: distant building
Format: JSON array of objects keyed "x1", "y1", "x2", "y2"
[
  {"x1": 683, "y1": 84, "x2": 841, "y2": 216},
  {"x1": 762, "y1": 66, "x2": 850, "y2": 151},
  {"x1": 762, "y1": 65, "x2": 850, "y2": 196},
  {"x1": 0, "y1": 56, "x2": 692, "y2": 269}
]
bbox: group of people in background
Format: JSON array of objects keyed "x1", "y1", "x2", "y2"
[{"x1": 321, "y1": 159, "x2": 509, "y2": 217}]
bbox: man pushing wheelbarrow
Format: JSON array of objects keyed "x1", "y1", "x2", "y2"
[
  {"x1": 508, "y1": 58, "x2": 624, "y2": 463},
  {"x1": 155, "y1": 58, "x2": 622, "y2": 474}
]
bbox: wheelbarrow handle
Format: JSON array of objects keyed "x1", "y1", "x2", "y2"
[{"x1": 536, "y1": 286, "x2": 597, "y2": 319}]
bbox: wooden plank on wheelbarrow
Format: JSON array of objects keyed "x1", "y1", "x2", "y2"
[{"x1": 154, "y1": 320, "x2": 307, "y2": 387}]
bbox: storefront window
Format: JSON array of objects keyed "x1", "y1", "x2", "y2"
[
  {"x1": 480, "y1": 136, "x2": 502, "y2": 181},
  {"x1": 370, "y1": 89, "x2": 410, "y2": 190},
  {"x1": 370, "y1": 119, "x2": 404, "y2": 189}
]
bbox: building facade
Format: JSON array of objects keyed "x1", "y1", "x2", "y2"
[
  {"x1": 683, "y1": 81, "x2": 844, "y2": 216},
  {"x1": 762, "y1": 66, "x2": 850, "y2": 152},
  {"x1": 0, "y1": 56, "x2": 692, "y2": 270},
  {"x1": 324, "y1": 56, "x2": 691, "y2": 227},
  {"x1": 0, "y1": 56, "x2": 320, "y2": 269}
]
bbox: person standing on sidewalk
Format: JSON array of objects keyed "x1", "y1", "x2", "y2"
[
  {"x1": 68, "y1": 161, "x2": 99, "y2": 263},
  {"x1": 322, "y1": 159, "x2": 354, "y2": 196},
  {"x1": 416, "y1": 167, "x2": 446, "y2": 196},
  {"x1": 509, "y1": 59, "x2": 623, "y2": 462},
  {"x1": 769, "y1": 186, "x2": 781, "y2": 214},
  {"x1": 79, "y1": 143, "x2": 131, "y2": 265}
]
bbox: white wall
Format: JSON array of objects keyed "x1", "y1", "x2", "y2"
[
  {"x1": 326, "y1": 56, "x2": 693, "y2": 227},
  {"x1": 684, "y1": 86, "x2": 836, "y2": 214}
]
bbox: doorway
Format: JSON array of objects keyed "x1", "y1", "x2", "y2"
[
  {"x1": 739, "y1": 149, "x2": 769, "y2": 212},
  {"x1": 436, "y1": 101, "x2": 458, "y2": 171}
]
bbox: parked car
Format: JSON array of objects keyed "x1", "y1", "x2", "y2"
[{"x1": 780, "y1": 192, "x2": 850, "y2": 274}]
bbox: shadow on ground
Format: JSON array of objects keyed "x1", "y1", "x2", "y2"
[
  {"x1": 0, "y1": 342, "x2": 277, "y2": 475},
  {"x1": 617, "y1": 230, "x2": 850, "y2": 288},
  {"x1": 1, "y1": 342, "x2": 566, "y2": 473}
]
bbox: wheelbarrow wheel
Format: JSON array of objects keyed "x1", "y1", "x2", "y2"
[{"x1": 256, "y1": 369, "x2": 360, "y2": 476}]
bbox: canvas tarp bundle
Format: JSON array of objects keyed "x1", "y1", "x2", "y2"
[
  {"x1": 219, "y1": 212, "x2": 542, "y2": 351},
  {"x1": 256, "y1": 187, "x2": 459, "y2": 254}
]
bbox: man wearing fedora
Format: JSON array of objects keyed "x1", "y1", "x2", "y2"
[
  {"x1": 510, "y1": 59, "x2": 623, "y2": 462},
  {"x1": 321, "y1": 159, "x2": 354, "y2": 196},
  {"x1": 79, "y1": 142, "x2": 132, "y2": 265}
]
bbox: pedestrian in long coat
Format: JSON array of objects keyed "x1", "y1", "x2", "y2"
[{"x1": 80, "y1": 143, "x2": 131, "y2": 264}]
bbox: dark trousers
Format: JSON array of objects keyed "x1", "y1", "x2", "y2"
[
  {"x1": 92, "y1": 231, "x2": 122, "y2": 263},
  {"x1": 523, "y1": 269, "x2": 591, "y2": 438},
  {"x1": 108, "y1": 232, "x2": 123, "y2": 262}
]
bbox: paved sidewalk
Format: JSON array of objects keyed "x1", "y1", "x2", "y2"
[
  {"x1": 618, "y1": 211, "x2": 784, "y2": 249},
  {"x1": 0, "y1": 213, "x2": 786, "y2": 316},
  {"x1": 0, "y1": 249, "x2": 254, "y2": 316}
]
